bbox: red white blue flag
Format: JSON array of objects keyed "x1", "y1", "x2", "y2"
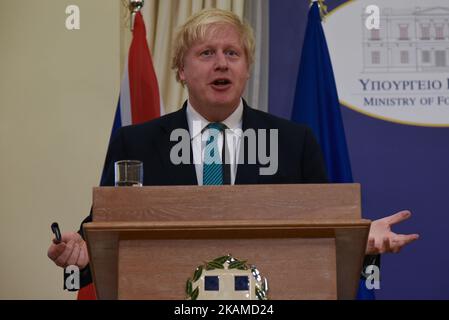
[{"x1": 77, "y1": 11, "x2": 162, "y2": 300}]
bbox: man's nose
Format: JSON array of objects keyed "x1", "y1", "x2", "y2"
[{"x1": 214, "y1": 51, "x2": 228, "y2": 70}]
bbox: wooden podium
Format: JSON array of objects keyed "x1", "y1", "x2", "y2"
[{"x1": 83, "y1": 184, "x2": 370, "y2": 300}]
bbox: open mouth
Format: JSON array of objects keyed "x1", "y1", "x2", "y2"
[{"x1": 211, "y1": 79, "x2": 232, "y2": 87}]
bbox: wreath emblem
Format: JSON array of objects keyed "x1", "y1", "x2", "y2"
[{"x1": 185, "y1": 254, "x2": 268, "y2": 300}]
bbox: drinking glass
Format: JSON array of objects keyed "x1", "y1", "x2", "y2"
[{"x1": 114, "y1": 160, "x2": 143, "y2": 187}]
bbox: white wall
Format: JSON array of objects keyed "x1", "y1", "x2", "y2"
[{"x1": 0, "y1": 0, "x2": 120, "y2": 299}]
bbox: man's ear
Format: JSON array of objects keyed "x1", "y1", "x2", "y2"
[
  {"x1": 179, "y1": 67, "x2": 186, "y2": 82},
  {"x1": 245, "y1": 64, "x2": 250, "y2": 79}
]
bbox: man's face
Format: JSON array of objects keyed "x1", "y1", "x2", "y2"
[{"x1": 179, "y1": 24, "x2": 250, "y2": 120}]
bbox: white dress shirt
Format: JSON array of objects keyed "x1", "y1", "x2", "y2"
[{"x1": 186, "y1": 99, "x2": 243, "y2": 185}]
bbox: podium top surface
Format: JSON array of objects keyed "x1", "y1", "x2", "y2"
[{"x1": 92, "y1": 184, "x2": 361, "y2": 222}]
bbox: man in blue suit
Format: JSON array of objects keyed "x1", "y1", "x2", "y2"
[{"x1": 47, "y1": 8, "x2": 419, "y2": 290}]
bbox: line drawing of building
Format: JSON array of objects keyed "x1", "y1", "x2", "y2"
[{"x1": 362, "y1": 7, "x2": 449, "y2": 73}]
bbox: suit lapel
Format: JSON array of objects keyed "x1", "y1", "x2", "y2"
[
  {"x1": 235, "y1": 103, "x2": 263, "y2": 185},
  {"x1": 157, "y1": 103, "x2": 198, "y2": 185}
]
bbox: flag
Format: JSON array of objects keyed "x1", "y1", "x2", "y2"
[
  {"x1": 291, "y1": 2, "x2": 375, "y2": 300},
  {"x1": 77, "y1": 11, "x2": 162, "y2": 300}
]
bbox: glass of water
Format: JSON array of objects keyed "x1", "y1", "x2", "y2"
[{"x1": 114, "y1": 160, "x2": 143, "y2": 187}]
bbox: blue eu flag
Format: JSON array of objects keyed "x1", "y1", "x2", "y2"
[{"x1": 291, "y1": 2, "x2": 375, "y2": 300}]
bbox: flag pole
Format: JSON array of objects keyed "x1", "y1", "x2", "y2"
[
  {"x1": 129, "y1": 0, "x2": 144, "y2": 31},
  {"x1": 310, "y1": 0, "x2": 328, "y2": 20}
]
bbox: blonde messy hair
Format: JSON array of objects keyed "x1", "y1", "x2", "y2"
[{"x1": 172, "y1": 8, "x2": 255, "y2": 82}]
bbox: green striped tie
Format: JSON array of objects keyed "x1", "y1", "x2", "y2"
[{"x1": 203, "y1": 123, "x2": 227, "y2": 185}]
